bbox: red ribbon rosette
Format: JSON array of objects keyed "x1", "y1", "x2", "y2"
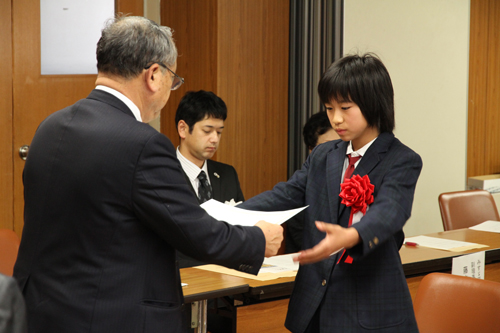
[
  {"x1": 337, "y1": 174, "x2": 374, "y2": 264},
  {"x1": 339, "y1": 174, "x2": 374, "y2": 216}
]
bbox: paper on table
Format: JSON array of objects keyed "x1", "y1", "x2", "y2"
[
  {"x1": 259, "y1": 253, "x2": 300, "y2": 274},
  {"x1": 200, "y1": 199, "x2": 308, "y2": 226},
  {"x1": 404, "y1": 235, "x2": 489, "y2": 252},
  {"x1": 469, "y1": 221, "x2": 500, "y2": 233},
  {"x1": 194, "y1": 254, "x2": 299, "y2": 281}
]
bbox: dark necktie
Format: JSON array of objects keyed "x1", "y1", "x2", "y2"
[
  {"x1": 343, "y1": 154, "x2": 361, "y2": 183},
  {"x1": 338, "y1": 153, "x2": 362, "y2": 265},
  {"x1": 197, "y1": 171, "x2": 213, "y2": 203}
]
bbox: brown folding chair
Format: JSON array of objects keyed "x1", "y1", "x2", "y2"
[
  {"x1": 438, "y1": 189, "x2": 500, "y2": 231},
  {"x1": 414, "y1": 273, "x2": 500, "y2": 333},
  {"x1": 0, "y1": 229, "x2": 20, "y2": 276}
]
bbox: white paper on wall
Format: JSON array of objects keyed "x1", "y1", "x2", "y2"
[{"x1": 40, "y1": 0, "x2": 114, "y2": 75}]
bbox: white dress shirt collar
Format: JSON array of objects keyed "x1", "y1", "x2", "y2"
[
  {"x1": 176, "y1": 147, "x2": 210, "y2": 195},
  {"x1": 346, "y1": 137, "x2": 378, "y2": 158},
  {"x1": 95, "y1": 85, "x2": 142, "y2": 122}
]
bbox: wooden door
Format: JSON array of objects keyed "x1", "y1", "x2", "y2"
[
  {"x1": 10, "y1": 0, "x2": 143, "y2": 238},
  {"x1": 0, "y1": 0, "x2": 14, "y2": 231}
]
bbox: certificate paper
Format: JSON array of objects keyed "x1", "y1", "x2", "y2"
[{"x1": 200, "y1": 199, "x2": 308, "y2": 226}]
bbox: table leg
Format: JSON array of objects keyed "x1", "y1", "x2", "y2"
[{"x1": 193, "y1": 300, "x2": 207, "y2": 333}]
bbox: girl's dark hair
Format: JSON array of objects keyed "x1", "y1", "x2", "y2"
[{"x1": 318, "y1": 53, "x2": 395, "y2": 133}]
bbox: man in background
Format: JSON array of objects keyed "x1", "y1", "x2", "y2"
[
  {"x1": 14, "y1": 16, "x2": 282, "y2": 333},
  {"x1": 175, "y1": 90, "x2": 247, "y2": 332},
  {"x1": 303, "y1": 111, "x2": 339, "y2": 153},
  {"x1": 175, "y1": 90, "x2": 245, "y2": 267},
  {"x1": 176, "y1": 90, "x2": 244, "y2": 204}
]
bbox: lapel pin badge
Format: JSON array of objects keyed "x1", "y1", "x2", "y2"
[{"x1": 214, "y1": 172, "x2": 220, "y2": 178}]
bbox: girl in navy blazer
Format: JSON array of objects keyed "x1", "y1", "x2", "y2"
[{"x1": 241, "y1": 53, "x2": 422, "y2": 332}]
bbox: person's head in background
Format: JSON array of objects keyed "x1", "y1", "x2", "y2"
[
  {"x1": 303, "y1": 111, "x2": 340, "y2": 153},
  {"x1": 175, "y1": 90, "x2": 227, "y2": 168},
  {"x1": 318, "y1": 53, "x2": 394, "y2": 150},
  {"x1": 96, "y1": 16, "x2": 182, "y2": 123}
]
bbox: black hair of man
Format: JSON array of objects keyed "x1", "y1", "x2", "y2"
[
  {"x1": 303, "y1": 112, "x2": 333, "y2": 151},
  {"x1": 317, "y1": 53, "x2": 395, "y2": 133},
  {"x1": 175, "y1": 90, "x2": 228, "y2": 133}
]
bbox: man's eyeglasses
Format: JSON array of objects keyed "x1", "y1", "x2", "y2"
[{"x1": 144, "y1": 63, "x2": 184, "y2": 91}]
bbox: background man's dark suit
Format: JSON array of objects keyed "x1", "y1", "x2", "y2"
[
  {"x1": 207, "y1": 159, "x2": 245, "y2": 203},
  {"x1": 241, "y1": 132, "x2": 422, "y2": 332},
  {"x1": 183, "y1": 159, "x2": 244, "y2": 204},
  {"x1": 13, "y1": 90, "x2": 265, "y2": 333},
  {"x1": 178, "y1": 159, "x2": 244, "y2": 267}
]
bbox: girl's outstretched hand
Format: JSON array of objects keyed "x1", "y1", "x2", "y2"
[{"x1": 294, "y1": 221, "x2": 360, "y2": 265}]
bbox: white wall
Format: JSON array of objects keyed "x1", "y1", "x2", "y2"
[{"x1": 344, "y1": 0, "x2": 470, "y2": 236}]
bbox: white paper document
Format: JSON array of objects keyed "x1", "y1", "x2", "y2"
[
  {"x1": 452, "y1": 251, "x2": 485, "y2": 279},
  {"x1": 404, "y1": 235, "x2": 488, "y2": 252},
  {"x1": 200, "y1": 199, "x2": 308, "y2": 226},
  {"x1": 469, "y1": 220, "x2": 500, "y2": 233},
  {"x1": 259, "y1": 254, "x2": 300, "y2": 274}
]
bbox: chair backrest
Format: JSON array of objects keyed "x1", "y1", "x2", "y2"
[
  {"x1": 438, "y1": 189, "x2": 500, "y2": 231},
  {"x1": 0, "y1": 229, "x2": 20, "y2": 276},
  {"x1": 414, "y1": 273, "x2": 500, "y2": 333}
]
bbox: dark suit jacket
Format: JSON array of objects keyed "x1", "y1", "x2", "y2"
[
  {"x1": 13, "y1": 90, "x2": 265, "y2": 333},
  {"x1": 182, "y1": 159, "x2": 245, "y2": 205},
  {"x1": 0, "y1": 274, "x2": 27, "y2": 333},
  {"x1": 178, "y1": 159, "x2": 245, "y2": 268},
  {"x1": 241, "y1": 133, "x2": 422, "y2": 333}
]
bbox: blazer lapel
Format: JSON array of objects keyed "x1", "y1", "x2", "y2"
[
  {"x1": 327, "y1": 141, "x2": 348, "y2": 223},
  {"x1": 335, "y1": 133, "x2": 394, "y2": 221},
  {"x1": 353, "y1": 132, "x2": 394, "y2": 179},
  {"x1": 207, "y1": 160, "x2": 221, "y2": 201}
]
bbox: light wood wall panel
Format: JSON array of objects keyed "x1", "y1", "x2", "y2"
[
  {"x1": 0, "y1": 1, "x2": 13, "y2": 230},
  {"x1": 160, "y1": 0, "x2": 218, "y2": 147},
  {"x1": 116, "y1": 0, "x2": 144, "y2": 16},
  {"x1": 216, "y1": 0, "x2": 289, "y2": 198},
  {"x1": 468, "y1": 0, "x2": 500, "y2": 178},
  {"x1": 485, "y1": 0, "x2": 500, "y2": 174},
  {"x1": 161, "y1": 0, "x2": 289, "y2": 199}
]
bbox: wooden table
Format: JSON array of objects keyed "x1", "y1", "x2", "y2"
[
  {"x1": 180, "y1": 268, "x2": 249, "y2": 333},
  {"x1": 181, "y1": 228, "x2": 500, "y2": 332},
  {"x1": 400, "y1": 228, "x2": 500, "y2": 300}
]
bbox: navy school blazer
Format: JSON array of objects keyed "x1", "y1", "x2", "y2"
[{"x1": 241, "y1": 132, "x2": 422, "y2": 333}]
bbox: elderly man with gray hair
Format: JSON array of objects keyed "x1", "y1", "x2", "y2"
[{"x1": 13, "y1": 16, "x2": 283, "y2": 333}]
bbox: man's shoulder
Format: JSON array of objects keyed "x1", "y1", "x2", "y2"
[{"x1": 207, "y1": 159, "x2": 237, "y2": 172}]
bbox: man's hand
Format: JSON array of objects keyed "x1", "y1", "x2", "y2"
[
  {"x1": 294, "y1": 221, "x2": 360, "y2": 265},
  {"x1": 255, "y1": 221, "x2": 284, "y2": 257}
]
